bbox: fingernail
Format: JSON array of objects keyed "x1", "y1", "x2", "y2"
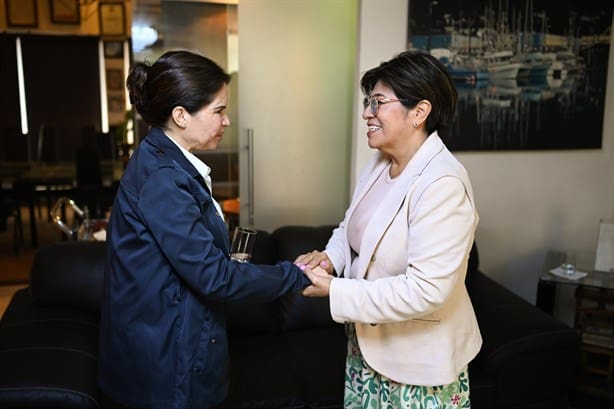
[
  {"x1": 298, "y1": 264, "x2": 306, "y2": 271},
  {"x1": 321, "y1": 260, "x2": 328, "y2": 268}
]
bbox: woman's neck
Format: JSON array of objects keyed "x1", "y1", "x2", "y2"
[{"x1": 388, "y1": 132, "x2": 428, "y2": 178}]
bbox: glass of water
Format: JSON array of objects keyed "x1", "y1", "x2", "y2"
[
  {"x1": 561, "y1": 252, "x2": 576, "y2": 276},
  {"x1": 230, "y1": 227, "x2": 257, "y2": 262}
]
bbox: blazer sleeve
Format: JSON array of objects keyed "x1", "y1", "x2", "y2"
[
  {"x1": 138, "y1": 166, "x2": 310, "y2": 303},
  {"x1": 329, "y1": 175, "x2": 477, "y2": 324}
]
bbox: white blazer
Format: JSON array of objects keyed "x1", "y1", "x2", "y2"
[{"x1": 326, "y1": 132, "x2": 482, "y2": 386}]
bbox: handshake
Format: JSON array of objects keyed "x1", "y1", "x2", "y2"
[{"x1": 294, "y1": 250, "x2": 334, "y2": 297}]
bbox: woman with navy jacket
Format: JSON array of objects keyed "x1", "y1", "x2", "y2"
[{"x1": 98, "y1": 50, "x2": 311, "y2": 409}]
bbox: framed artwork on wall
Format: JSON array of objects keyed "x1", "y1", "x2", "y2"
[
  {"x1": 49, "y1": 0, "x2": 80, "y2": 25},
  {"x1": 104, "y1": 41, "x2": 124, "y2": 58},
  {"x1": 99, "y1": 2, "x2": 126, "y2": 37},
  {"x1": 108, "y1": 94, "x2": 125, "y2": 113},
  {"x1": 108, "y1": 93, "x2": 126, "y2": 125},
  {"x1": 106, "y1": 68, "x2": 124, "y2": 91},
  {"x1": 6, "y1": 0, "x2": 38, "y2": 27},
  {"x1": 407, "y1": 0, "x2": 613, "y2": 151}
]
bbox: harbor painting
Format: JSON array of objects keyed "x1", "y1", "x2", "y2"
[{"x1": 407, "y1": 0, "x2": 612, "y2": 151}]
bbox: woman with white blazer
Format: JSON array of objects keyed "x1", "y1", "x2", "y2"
[{"x1": 296, "y1": 51, "x2": 481, "y2": 408}]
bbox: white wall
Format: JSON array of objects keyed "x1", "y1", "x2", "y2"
[
  {"x1": 354, "y1": 2, "x2": 614, "y2": 307},
  {"x1": 238, "y1": 0, "x2": 357, "y2": 232},
  {"x1": 351, "y1": 0, "x2": 409, "y2": 189}
]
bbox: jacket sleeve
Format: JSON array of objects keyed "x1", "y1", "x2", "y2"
[
  {"x1": 329, "y1": 176, "x2": 477, "y2": 324},
  {"x1": 138, "y1": 166, "x2": 310, "y2": 304}
]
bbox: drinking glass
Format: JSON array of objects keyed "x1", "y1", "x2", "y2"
[
  {"x1": 561, "y1": 252, "x2": 576, "y2": 276},
  {"x1": 230, "y1": 227, "x2": 257, "y2": 262}
]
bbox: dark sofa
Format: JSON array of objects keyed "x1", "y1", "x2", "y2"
[{"x1": 0, "y1": 225, "x2": 579, "y2": 409}]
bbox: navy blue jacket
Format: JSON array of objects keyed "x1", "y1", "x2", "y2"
[{"x1": 98, "y1": 127, "x2": 310, "y2": 409}]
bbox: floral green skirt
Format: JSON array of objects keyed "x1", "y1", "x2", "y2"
[{"x1": 344, "y1": 324, "x2": 471, "y2": 409}]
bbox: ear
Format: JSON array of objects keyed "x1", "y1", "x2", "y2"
[
  {"x1": 413, "y1": 100, "x2": 432, "y2": 127},
  {"x1": 171, "y1": 106, "x2": 188, "y2": 129}
]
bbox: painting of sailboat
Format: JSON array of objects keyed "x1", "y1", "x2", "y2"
[{"x1": 407, "y1": 0, "x2": 612, "y2": 151}]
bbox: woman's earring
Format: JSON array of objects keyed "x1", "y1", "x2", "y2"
[{"x1": 412, "y1": 122, "x2": 418, "y2": 128}]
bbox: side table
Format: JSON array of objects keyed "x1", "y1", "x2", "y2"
[
  {"x1": 537, "y1": 269, "x2": 614, "y2": 315},
  {"x1": 536, "y1": 255, "x2": 614, "y2": 397}
]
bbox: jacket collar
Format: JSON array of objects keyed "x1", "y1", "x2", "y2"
[
  {"x1": 144, "y1": 127, "x2": 211, "y2": 194},
  {"x1": 352, "y1": 132, "x2": 445, "y2": 278}
]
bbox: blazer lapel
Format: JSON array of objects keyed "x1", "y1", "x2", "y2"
[{"x1": 354, "y1": 133, "x2": 446, "y2": 279}]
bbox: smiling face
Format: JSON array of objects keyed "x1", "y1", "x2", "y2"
[
  {"x1": 173, "y1": 84, "x2": 230, "y2": 151},
  {"x1": 362, "y1": 81, "x2": 414, "y2": 154}
]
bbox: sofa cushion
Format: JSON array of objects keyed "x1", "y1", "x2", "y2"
[
  {"x1": 284, "y1": 327, "x2": 346, "y2": 406},
  {"x1": 466, "y1": 364, "x2": 496, "y2": 409},
  {"x1": 0, "y1": 348, "x2": 99, "y2": 409},
  {"x1": 279, "y1": 293, "x2": 338, "y2": 332},
  {"x1": 221, "y1": 333, "x2": 301, "y2": 409},
  {"x1": 0, "y1": 288, "x2": 101, "y2": 409},
  {"x1": 271, "y1": 225, "x2": 336, "y2": 262},
  {"x1": 250, "y1": 229, "x2": 274, "y2": 265},
  {"x1": 226, "y1": 301, "x2": 281, "y2": 335},
  {"x1": 29, "y1": 241, "x2": 106, "y2": 314}
]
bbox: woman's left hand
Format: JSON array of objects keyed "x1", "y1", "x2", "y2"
[
  {"x1": 294, "y1": 251, "x2": 334, "y2": 274},
  {"x1": 301, "y1": 266, "x2": 332, "y2": 297}
]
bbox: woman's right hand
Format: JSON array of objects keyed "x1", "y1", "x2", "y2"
[{"x1": 294, "y1": 251, "x2": 334, "y2": 275}]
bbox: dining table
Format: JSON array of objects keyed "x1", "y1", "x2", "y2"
[
  {"x1": 7, "y1": 161, "x2": 123, "y2": 247},
  {"x1": 3, "y1": 160, "x2": 236, "y2": 248}
]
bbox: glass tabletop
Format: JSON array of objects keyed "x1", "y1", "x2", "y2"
[
  {"x1": 540, "y1": 269, "x2": 614, "y2": 290},
  {"x1": 539, "y1": 250, "x2": 614, "y2": 291}
]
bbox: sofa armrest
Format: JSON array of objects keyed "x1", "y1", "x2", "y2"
[
  {"x1": 29, "y1": 241, "x2": 106, "y2": 314},
  {"x1": 467, "y1": 269, "x2": 580, "y2": 407},
  {"x1": 468, "y1": 270, "x2": 579, "y2": 367}
]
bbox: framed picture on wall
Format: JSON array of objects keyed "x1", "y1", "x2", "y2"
[
  {"x1": 99, "y1": 2, "x2": 126, "y2": 36},
  {"x1": 106, "y1": 69, "x2": 124, "y2": 91},
  {"x1": 406, "y1": 0, "x2": 612, "y2": 152},
  {"x1": 108, "y1": 94, "x2": 125, "y2": 113},
  {"x1": 49, "y1": 0, "x2": 80, "y2": 24},
  {"x1": 104, "y1": 41, "x2": 124, "y2": 58},
  {"x1": 108, "y1": 94, "x2": 126, "y2": 125},
  {"x1": 6, "y1": 0, "x2": 38, "y2": 27}
]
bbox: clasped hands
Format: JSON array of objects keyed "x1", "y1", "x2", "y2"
[{"x1": 294, "y1": 251, "x2": 333, "y2": 297}]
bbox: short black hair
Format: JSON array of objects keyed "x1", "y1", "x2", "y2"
[{"x1": 361, "y1": 51, "x2": 457, "y2": 135}]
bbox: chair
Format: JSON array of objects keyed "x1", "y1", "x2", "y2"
[
  {"x1": 0, "y1": 188, "x2": 24, "y2": 254},
  {"x1": 74, "y1": 147, "x2": 104, "y2": 218}
]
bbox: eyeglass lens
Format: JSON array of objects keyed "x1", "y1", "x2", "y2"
[{"x1": 362, "y1": 97, "x2": 378, "y2": 115}]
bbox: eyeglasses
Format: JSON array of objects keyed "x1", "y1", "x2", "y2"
[{"x1": 363, "y1": 96, "x2": 409, "y2": 115}]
